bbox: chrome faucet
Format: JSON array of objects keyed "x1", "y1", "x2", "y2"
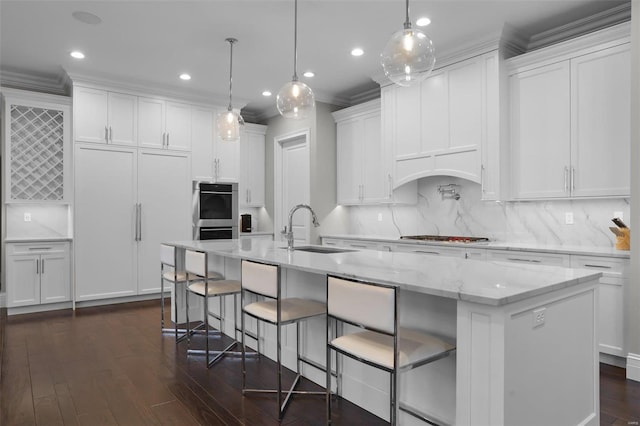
[{"x1": 282, "y1": 204, "x2": 320, "y2": 250}]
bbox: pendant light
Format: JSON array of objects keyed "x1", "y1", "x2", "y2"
[
  {"x1": 276, "y1": 0, "x2": 315, "y2": 119},
  {"x1": 217, "y1": 37, "x2": 244, "y2": 141},
  {"x1": 380, "y1": 0, "x2": 435, "y2": 87}
]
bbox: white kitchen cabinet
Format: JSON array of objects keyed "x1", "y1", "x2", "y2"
[
  {"x1": 74, "y1": 144, "x2": 138, "y2": 301},
  {"x1": 383, "y1": 52, "x2": 498, "y2": 188},
  {"x1": 191, "y1": 107, "x2": 240, "y2": 182},
  {"x1": 138, "y1": 97, "x2": 191, "y2": 151},
  {"x1": 239, "y1": 124, "x2": 266, "y2": 207},
  {"x1": 571, "y1": 255, "x2": 628, "y2": 357},
  {"x1": 74, "y1": 143, "x2": 192, "y2": 301},
  {"x1": 1, "y1": 89, "x2": 72, "y2": 202},
  {"x1": 393, "y1": 242, "x2": 465, "y2": 258},
  {"x1": 6, "y1": 242, "x2": 71, "y2": 307},
  {"x1": 509, "y1": 29, "x2": 630, "y2": 199},
  {"x1": 137, "y1": 149, "x2": 191, "y2": 294},
  {"x1": 74, "y1": 86, "x2": 137, "y2": 145},
  {"x1": 334, "y1": 99, "x2": 416, "y2": 205}
]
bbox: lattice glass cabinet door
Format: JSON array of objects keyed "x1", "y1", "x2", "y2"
[{"x1": 4, "y1": 96, "x2": 71, "y2": 202}]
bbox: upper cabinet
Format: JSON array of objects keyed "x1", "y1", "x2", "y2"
[
  {"x1": 509, "y1": 23, "x2": 630, "y2": 199},
  {"x1": 190, "y1": 107, "x2": 240, "y2": 182},
  {"x1": 240, "y1": 124, "x2": 266, "y2": 207},
  {"x1": 2, "y1": 89, "x2": 72, "y2": 202},
  {"x1": 138, "y1": 98, "x2": 191, "y2": 151},
  {"x1": 334, "y1": 99, "x2": 416, "y2": 205},
  {"x1": 382, "y1": 51, "x2": 499, "y2": 190},
  {"x1": 74, "y1": 86, "x2": 137, "y2": 146}
]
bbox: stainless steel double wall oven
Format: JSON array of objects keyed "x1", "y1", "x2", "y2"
[{"x1": 192, "y1": 181, "x2": 238, "y2": 240}]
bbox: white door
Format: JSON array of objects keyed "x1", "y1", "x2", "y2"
[
  {"x1": 74, "y1": 87, "x2": 108, "y2": 144},
  {"x1": 165, "y1": 102, "x2": 191, "y2": 151},
  {"x1": 75, "y1": 144, "x2": 138, "y2": 301},
  {"x1": 336, "y1": 118, "x2": 362, "y2": 204},
  {"x1": 138, "y1": 97, "x2": 165, "y2": 149},
  {"x1": 277, "y1": 135, "x2": 310, "y2": 245},
  {"x1": 191, "y1": 107, "x2": 214, "y2": 179},
  {"x1": 107, "y1": 92, "x2": 137, "y2": 146},
  {"x1": 6, "y1": 254, "x2": 40, "y2": 307},
  {"x1": 40, "y1": 250, "x2": 71, "y2": 304},
  {"x1": 137, "y1": 149, "x2": 191, "y2": 294}
]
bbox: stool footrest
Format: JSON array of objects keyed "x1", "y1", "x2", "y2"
[{"x1": 399, "y1": 401, "x2": 448, "y2": 426}]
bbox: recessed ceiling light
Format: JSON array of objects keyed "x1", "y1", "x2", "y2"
[
  {"x1": 303, "y1": 71, "x2": 315, "y2": 78},
  {"x1": 416, "y1": 17, "x2": 431, "y2": 27},
  {"x1": 179, "y1": 73, "x2": 191, "y2": 81},
  {"x1": 262, "y1": 90, "x2": 272, "y2": 97},
  {"x1": 70, "y1": 51, "x2": 85, "y2": 59},
  {"x1": 351, "y1": 48, "x2": 364, "y2": 57},
  {"x1": 72, "y1": 11, "x2": 102, "y2": 25}
]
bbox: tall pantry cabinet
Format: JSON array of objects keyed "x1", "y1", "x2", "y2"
[{"x1": 73, "y1": 83, "x2": 191, "y2": 302}]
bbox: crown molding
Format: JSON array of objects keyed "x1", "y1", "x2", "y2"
[
  {"x1": 0, "y1": 86, "x2": 72, "y2": 105},
  {"x1": 527, "y1": 3, "x2": 631, "y2": 52},
  {"x1": 331, "y1": 98, "x2": 380, "y2": 122},
  {"x1": 0, "y1": 66, "x2": 70, "y2": 96},
  {"x1": 507, "y1": 21, "x2": 631, "y2": 74}
]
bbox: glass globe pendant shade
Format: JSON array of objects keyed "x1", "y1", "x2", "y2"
[
  {"x1": 216, "y1": 109, "x2": 243, "y2": 142},
  {"x1": 381, "y1": 27, "x2": 435, "y2": 87},
  {"x1": 276, "y1": 79, "x2": 315, "y2": 119}
]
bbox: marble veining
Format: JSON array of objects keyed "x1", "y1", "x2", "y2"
[
  {"x1": 166, "y1": 238, "x2": 601, "y2": 306},
  {"x1": 349, "y1": 177, "x2": 630, "y2": 248}
]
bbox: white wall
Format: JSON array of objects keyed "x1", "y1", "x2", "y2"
[{"x1": 348, "y1": 176, "x2": 629, "y2": 247}]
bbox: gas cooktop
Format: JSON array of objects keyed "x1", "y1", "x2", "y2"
[{"x1": 400, "y1": 235, "x2": 490, "y2": 243}]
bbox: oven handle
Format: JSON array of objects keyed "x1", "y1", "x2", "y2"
[{"x1": 200, "y1": 191, "x2": 233, "y2": 195}]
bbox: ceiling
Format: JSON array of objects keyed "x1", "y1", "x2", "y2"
[{"x1": 0, "y1": 0, "x2": 630, "y2": 122}]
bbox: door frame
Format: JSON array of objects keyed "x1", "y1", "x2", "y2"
[{"x1": 274, "y1": 128, "x2": 311, "y2": 243}]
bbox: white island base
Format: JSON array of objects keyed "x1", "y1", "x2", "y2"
[{"x1": 167, "y1": 239, "x2": 600, "y2": 426}]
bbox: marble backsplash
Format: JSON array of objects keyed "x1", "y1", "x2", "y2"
[
  {"x1": 5, "y1": 204, "x2": 71, "y2": 239},
  {"x1": 348, "y1": 176, "x2": 630, "y2": 248}
]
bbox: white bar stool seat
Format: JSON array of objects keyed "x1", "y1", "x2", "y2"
[{"x1": 326, "y1": 275, "x2": 456, "y2": 425}]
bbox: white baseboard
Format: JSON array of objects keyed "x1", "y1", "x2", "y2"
[
  {"x1": 600, "y1": 352, "x2": 626, "y2": 368},
  {"x1": 75, "y1": 293, "x2": 160, "y2": 309},
  {"x1": 0, "y1": 292, "x2": 6, "y2": 308},
  {"x1": 626, "y1": 353, "x2": 640, "y2": 382}
]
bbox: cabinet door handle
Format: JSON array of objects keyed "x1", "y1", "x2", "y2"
[
  {"x1": 28, "y1": 247, "x2": 52, "y2": 251},
  {"x1": 415, "y1": 250, "x2": 440, "y2": 255},
  {"x1": 249, "y1": 189, "x2": 252, "y2": 204},
  {"x1": 481, "y1": 165, "x2": 486, "y2": 194},
  {"x1": 109, "y1": 126, "x2": 113, "y2": 142},
  {"x1": 166, "y1": 133, "x2": 170, "y2": 148},
  {"x1": 571, "y1": 167, "x2": 575, "y2": 192},
  {"x1": 134, "y1": 204, "x2": 139, "y2": 241},
  {"x1": 583, "y1": 264, "x2": 611, "y2": 269},
  {"x1": 507, "y1": 257, "x2": 541, "y2": 263},
  {"x1": 388, "y1": 174, "x2": 393, "y2": 198},
  {"x1": 105, "y1": 126, "x2": 109, "y2": 143},
  {"x1": 138, "y1": 203, "x2": 143, "y2": 241},
  {"x1": 41, "y1": 259, "x2": 45, "y2": 274},
  {"x1": 36, "y1": 258, "x2": 39, "y2": 274},
  {"x1": 564, "y1": 166, "x2": 569, "y2": 193}
]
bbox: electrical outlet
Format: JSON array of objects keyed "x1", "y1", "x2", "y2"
[
  {"x1": 533, "y1": 308, "x2": 546, "y2": 328},
  {"x1": 614, "y1": 211, "x2": 624, "y2": 221},
  {"x1": 565, "y1": 212, "x2": 574, "y2": 225},
  {"x1": 377, "y1": 213, "x2": 383, "y2": 222},
  {"x1": 24, "y1": 212, "x2": 31, "y2": 222}
]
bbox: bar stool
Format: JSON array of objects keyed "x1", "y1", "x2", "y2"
[
  {"x1": 326, "y1": 275, "x2": 456, "y2": 425},
  {"x1": 184, "y1": 248, "x2": 241, "y2": 368},
  {"x1": 240, "y1": 259, "x2": 326, "y2": 420}
]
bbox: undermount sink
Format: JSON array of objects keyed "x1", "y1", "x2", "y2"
[{"x1": 281, "y1": 245, "x2": 356, "y2": 254}]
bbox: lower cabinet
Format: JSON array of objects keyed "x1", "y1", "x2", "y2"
[
  {"x1": 484, "y1": 249, "x2": 571, "y2": 267},
  {"x1": 571, "y1": 255, "x2": 628, "y2": 357},
  {"x1": 74, "y1": 143, "x2": 191, "y2": 301},
  {"x1": 6, "y1": 242, "x2": 71, "y2": 307}
]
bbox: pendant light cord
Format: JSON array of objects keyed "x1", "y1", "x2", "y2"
[
  {"x1": 226, "y1": 38, "x2": 236, "y2": 111},
  {"x1": 292, "y1": 0, "x2": 298, "y2": 81},
  {"x1": 404, "y1": 0, "x2": 412, "y2": 29}
]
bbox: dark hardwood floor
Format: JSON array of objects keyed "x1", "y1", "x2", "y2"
[{"x1": 1, "y1": 300, "x2": 639, "y2": 426}]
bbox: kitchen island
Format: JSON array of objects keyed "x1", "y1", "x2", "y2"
[{"x1": 166, "y1": 238, "x2": 601, "y2": 425}]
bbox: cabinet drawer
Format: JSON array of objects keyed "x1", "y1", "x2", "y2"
[
  {"x1": 570, "y1": 255, "x2": 628, "y2": 278},
  {"x1": 393, "y1": 243, "x2": 464, "y2": 258},
  {"x1": 486, "y1": 250, "x2": 570, "y2": 267},
  {"x1": 8, "y1": 242, "x2": 69, "y2": 255}
]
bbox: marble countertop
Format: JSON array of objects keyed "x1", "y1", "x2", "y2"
[
  {"x1": 321, "y1": 234, "x2": 630, "y2": 259},
  {"x1": 166, "y1": 238, "x2": 601, "y2": 307}
]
